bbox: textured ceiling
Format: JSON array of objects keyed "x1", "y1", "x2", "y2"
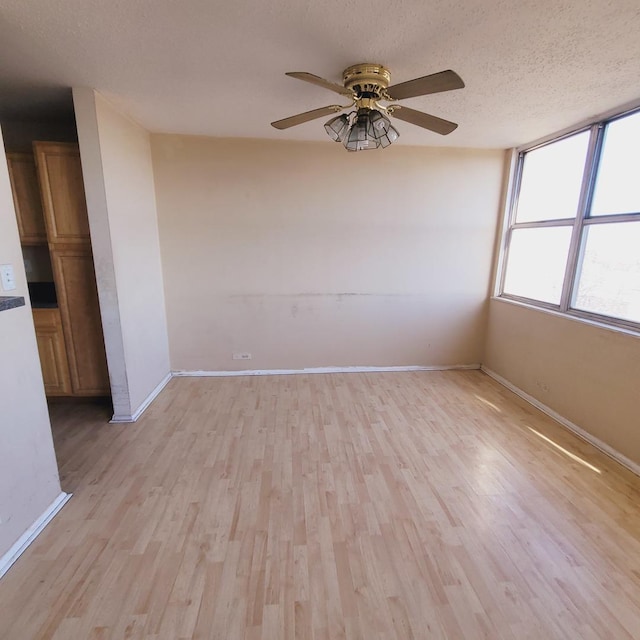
[{"x1": 1, "y1": 0, "x2": 640, "y2": 148}]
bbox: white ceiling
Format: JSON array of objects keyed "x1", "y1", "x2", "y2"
[{"x1": 1, "y1": 0, "x2": 640, "y2": 148}]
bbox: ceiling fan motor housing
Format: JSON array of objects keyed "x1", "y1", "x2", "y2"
[{"x1": 342, "y1": 63, "x2": 391, "y2": 99}]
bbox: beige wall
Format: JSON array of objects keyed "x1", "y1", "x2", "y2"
[
  {"x1": 0, "y1": 125, "x2": 62, "y2": 558},
  {"x1": 74, "y1": 89, "x2": 170, "y2": 418},
  {"x1": 151, "y1": 136, "x2": 504, "y2": 371},
  {"x1": 484, "y1": 298, "x2": 640, "y2": 464}
]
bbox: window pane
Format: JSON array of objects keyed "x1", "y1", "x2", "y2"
[
  {"x1": 573, "y1": 222, "x2": 640, "y2": 323},
  {"x1": 503, "y1": 227, "x2": 572, "y2": 304},
  {"x1": 515, "y1": 132, "x2": 589, "y2": 223},
  {"x1": 591, "y1": 111, "x2": 640, "y2": 216}
]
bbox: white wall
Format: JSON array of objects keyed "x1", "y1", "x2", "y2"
[
  {"x1": 484, "y1": 298, "x2": 640, "y2": 465},
  {"x1": 74, "y1": 89, "x2": 170, "y2": 419},
  {"x1": 0, "y1": 125, "x2": 62, "y2": 558},
  {"x1": 152, "y1": 136, "x2": 505, "y2": 371}
]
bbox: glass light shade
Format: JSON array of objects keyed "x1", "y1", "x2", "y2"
[
  {"x1": 324, "y1": 114, "x2": 349, "y2": 142},
  {"x1": 366, "y1": 110, "x2": 399, "y2": 149},
  {"x1": 343, "y1": 109, "x2": 378, "y2": 151},
  {"x1": 375, "y1": 123, "x2": 399, "y2": 148},
  {"x1": 368, "y1": 110, "x2": 391, "y2": 136}
]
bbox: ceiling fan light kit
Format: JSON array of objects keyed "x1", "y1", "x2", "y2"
[
  {"x1": 271, "y1": 63, "x2": 464, "y2": 152},
  {"x1": 329, "y1": 108, "x2": 400, "y2": 151}
]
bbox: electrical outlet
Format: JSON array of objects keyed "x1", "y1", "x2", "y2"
[
  {"x1": 24, "y1": 258, "x2": 33, "y2": 275},
  {"x1": 0, "y1": 264, "x2": 16, "y2": 291},
  {"x1": 232, "y1": 353, "x2": 252, "y2": 360}
]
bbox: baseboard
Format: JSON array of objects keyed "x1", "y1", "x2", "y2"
[
  {"x1": 110, "y1": 372, "x2": 172, "y2": 423},
  {"x1": 172, "y1": 364, "x2": 481, "y2": 378},
  {"x1": 481, "y1": 366, "x2": 640, "y2": 477},
  {"x1": 0, "y1": 492, "x2": 72, "y2": 580}
]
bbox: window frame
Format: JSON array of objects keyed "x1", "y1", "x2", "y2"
[{"x1": 497, "y1": 106, "x2": 640, "y2": 333}]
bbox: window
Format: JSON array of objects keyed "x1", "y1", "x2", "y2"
[{"x1": 499, "y1": 108, "x2": 640, "y2": 330}]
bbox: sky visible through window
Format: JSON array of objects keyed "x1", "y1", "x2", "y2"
[
  {"x1": 515, "y1": 132, "x2": 588, "y2": 223},
  {"x1": 591, "y1": 115, "x2": 640, "y2": 216},
  {"x1": 504, "y1": 227, "x2": 571, "y2": 304},
  {"x1": 574, "y1": 222, "x2": 640, "y2": 323},
  {"x1": 503, "y1": 110, "x2": 640, "y2": 325}
]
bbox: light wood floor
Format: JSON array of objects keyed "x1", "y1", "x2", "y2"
[{"x1": 1, "y1": 371, "x2": 639, "y2": 639}]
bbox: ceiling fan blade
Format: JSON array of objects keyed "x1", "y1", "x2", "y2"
[
  {"x1": 271, "y1": 105, "x2": 344, "y2": 130},
  {"x1": 389, "y1": 106, "x2": 458, "y2": 135},
  {"x1": 386, "y1": 70, "x2": 464, "y2": 101},
  {"x1": 286, "y1": 72, "x2": 353, "y2": 96}
]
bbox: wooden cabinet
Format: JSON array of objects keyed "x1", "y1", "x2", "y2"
[
  {"x1": 34, "y1": 142, "x2": 110, "y2": 396},
  {"x1": 34, "y1": 142, "x2": 91, "y2": 244},
  {"x1": 6, "y1": 153, "x2": 48, "y2": 244},
  {"x1": 51, "y1": 246, "x2": 110, "y2": 395},
  {"x1": 7, "y1": 141, "x2": 110, "y2": 398},
  {"x1": 33, "y1": 308, "x2": 72, "y2": 396}
]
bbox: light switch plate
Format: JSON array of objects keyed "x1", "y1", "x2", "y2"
[{"x1": 0, "y1": 264, "x2": 16, "y2": 291}]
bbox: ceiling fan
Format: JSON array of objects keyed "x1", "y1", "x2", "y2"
[{"x1": 271, "y1": 63, "x2": 464, "y2": 152}]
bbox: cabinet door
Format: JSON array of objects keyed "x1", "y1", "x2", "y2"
[
  {"x1": 34, "y1": 142, "x2": 91, "y2": 244},
  {"x1": 51, "y1": 245, "x2": 110, "y2": 395},
  {"x1": 6, "y1": 153, "x2": 47, "y2": 244},
  {"x1": 33, "y1": 308, "x2": 72, "y2": 396}
]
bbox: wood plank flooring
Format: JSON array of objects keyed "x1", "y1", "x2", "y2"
[{"x1": 1, "y1": 371, "x2": 639, "y2": 639}]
